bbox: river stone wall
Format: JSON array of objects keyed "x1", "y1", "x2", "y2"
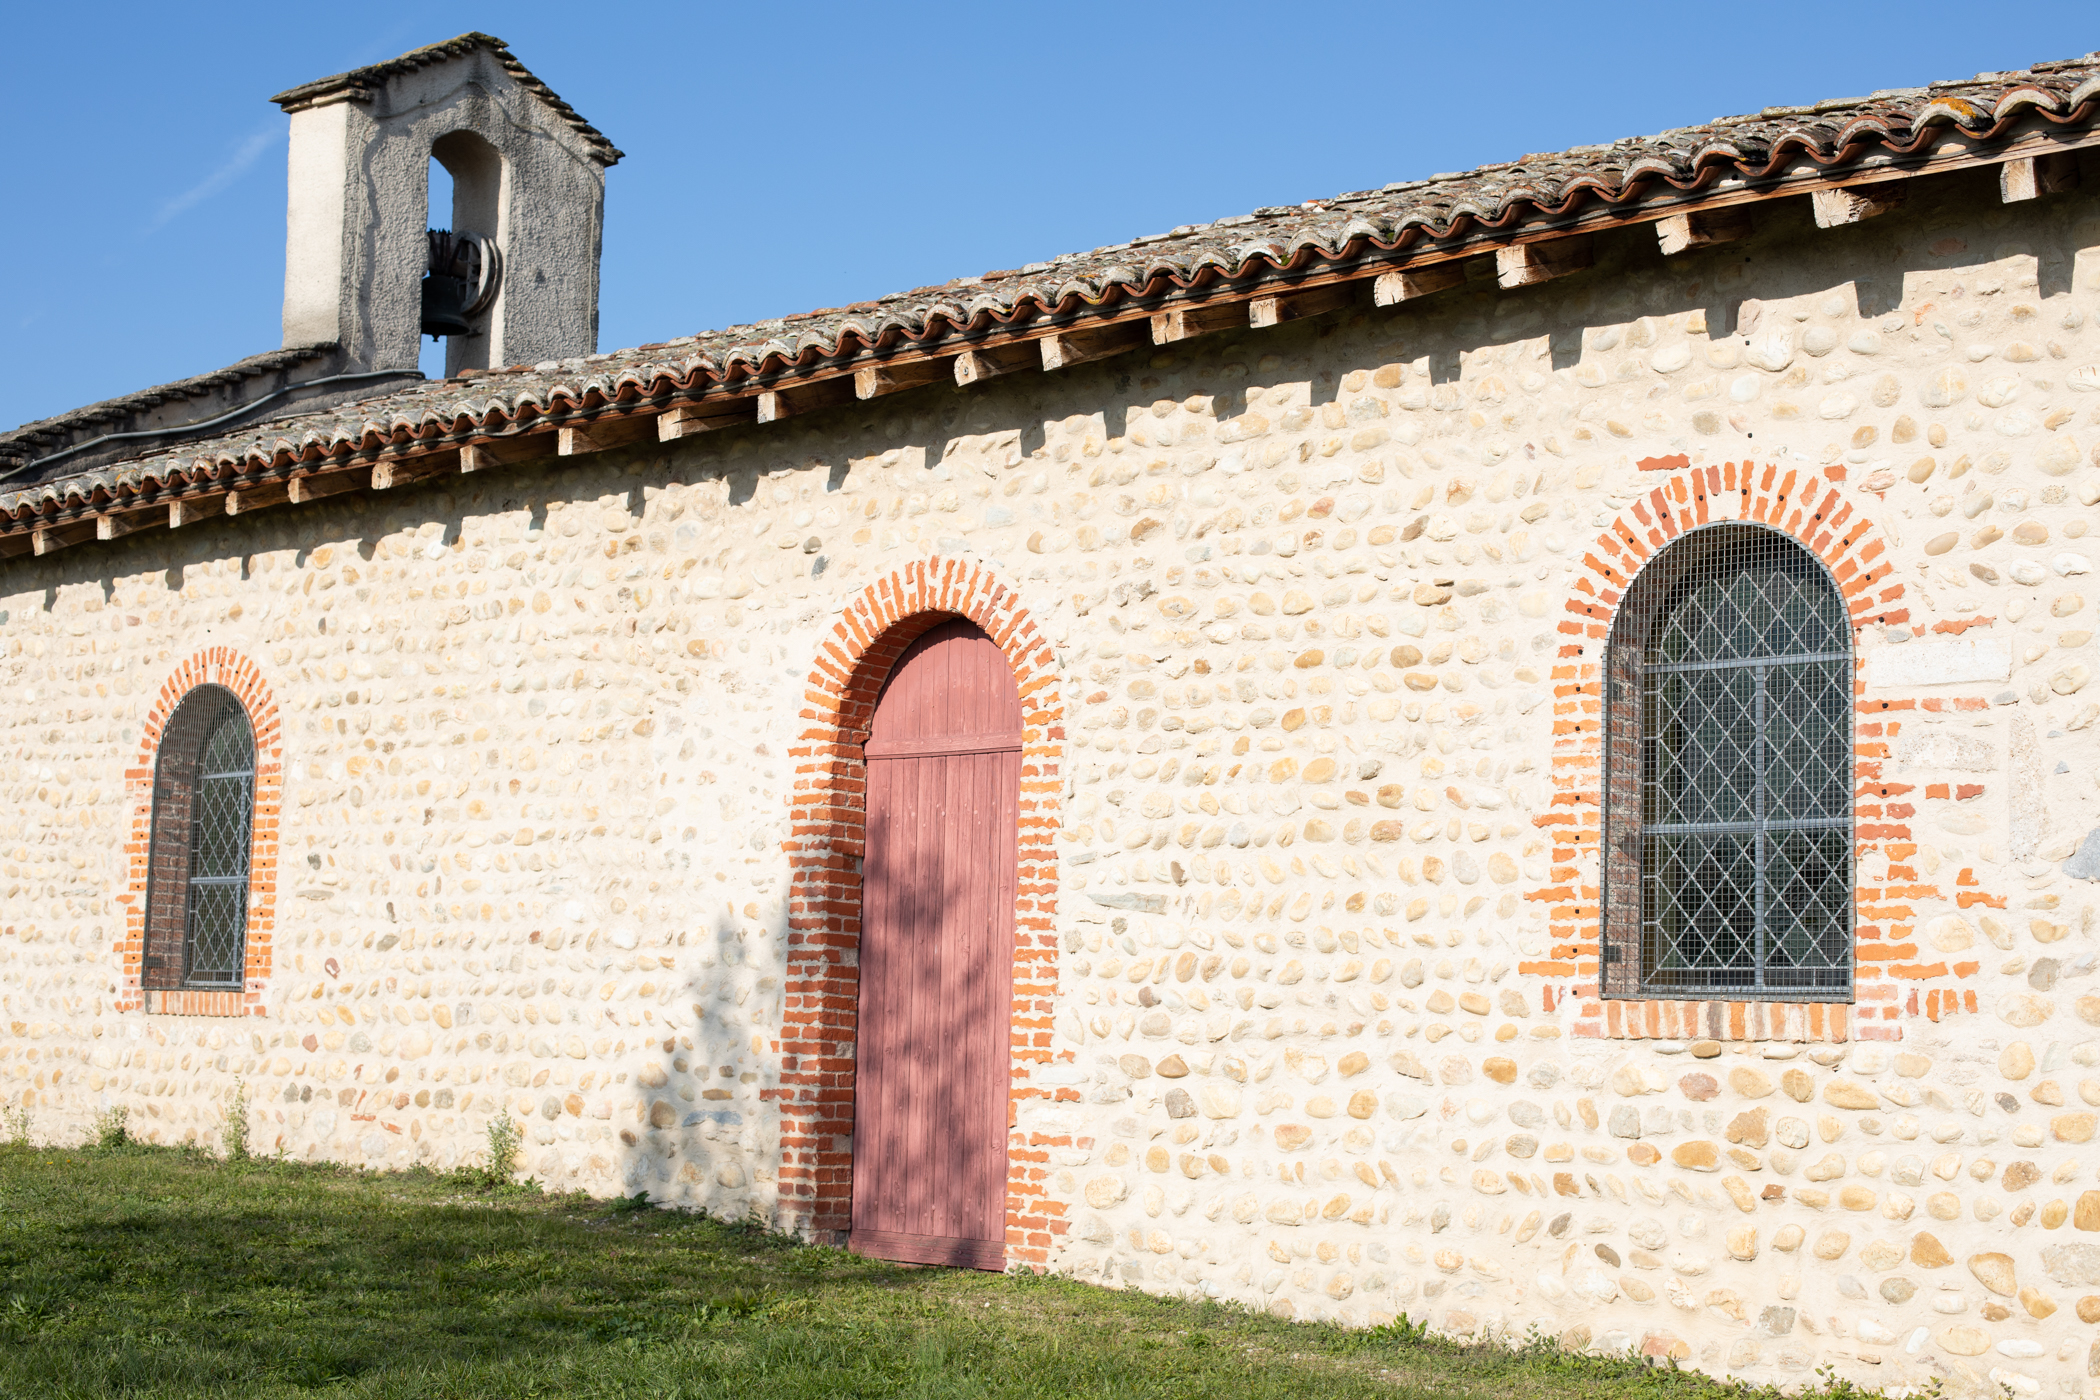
[{"x1": 4, "y1": 162, "x2": 2100, "y2": 1394}]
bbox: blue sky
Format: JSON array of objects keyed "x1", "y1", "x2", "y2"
[{"x1": 3, "y1": 2, "x2": 2096, "y2": 431}]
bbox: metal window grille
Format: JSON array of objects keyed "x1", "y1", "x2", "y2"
[
  {"x1": 183, "y1": 705, "x2": 255, "y2": 988},
  {"x1": 1611, "y1": 523, "x2": 1852, "y2": 998}
]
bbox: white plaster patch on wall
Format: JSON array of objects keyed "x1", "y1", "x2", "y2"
[
  {"x1": 1891, "y1": 729, "x2": 1999, "y2": 771},
  {"x1": 1864, "y1": 637, "x2": 2013, "y2": 688}
]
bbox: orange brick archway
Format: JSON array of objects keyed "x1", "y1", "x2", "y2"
[
  {"x1": 1522, "y1": 461, "x2": 1945, "y2": 1045},
  {"x1": 772, "y1": 558, "x2": 1066, "y2": 1266},
  {"x1": 117, "y1": 647, "x2": 284, "y2": 1017}
]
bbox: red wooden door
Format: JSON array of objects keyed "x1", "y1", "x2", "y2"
[{"x1": 850, "y1": 618, "x2": 1020, "y2": 1270}]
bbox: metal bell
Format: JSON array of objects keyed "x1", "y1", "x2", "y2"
[
  {"x1": 420, "y1": 229, "x2": 478, "y2": 339},
  {"x1": 420, "y1": 272, "x2": 472, "y2": 339}
]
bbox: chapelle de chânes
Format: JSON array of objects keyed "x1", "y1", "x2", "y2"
[{"x1": 6, "y1": 32, "x2": 2100, "y2": 1394}]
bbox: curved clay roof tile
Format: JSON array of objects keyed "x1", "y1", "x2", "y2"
[
  {"x1": 1228, "y1": 241, "x2": 1289, "y2": 267},
  {"x1": 11, "y1": 50, "x2": 2100, "y2": 523},
  {"x1": 1914, "y1": 96, "x2": 1993, "y2": 129},
  {"x1": 1493, "y1": 183, "x2": 1552, "y2": 212},
  {"x1": 1280, "y1": 229, "x2": 1338, "y2": 260},
  {"x1": 1561, "y1": 172, "x2": 1630, "y2": 203},
  {"x1": 1830, "y1": 114, "x2": 1900, "y2": 146},
  {"x1": 1993, "y1": 85, "x2": 2065, "y2": 118}
]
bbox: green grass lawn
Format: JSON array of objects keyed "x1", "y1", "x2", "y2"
[{"x1": 0, "y1": 1139, "x2": 1866, "y2": 1399}]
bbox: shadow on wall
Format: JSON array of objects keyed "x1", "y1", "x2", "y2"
[
  {"x1": 577, "y1": 898, "x2": 782, "y2": 1216},
  {"x1": 1379, "y1": 165, "x2": 2046, "y2": 385},
  {"x1": 5, "y1": 156, "x2": 2094, "y2": 1202}
]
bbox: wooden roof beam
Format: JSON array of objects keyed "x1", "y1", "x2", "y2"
[
  {"x1": 373, "y1": 452, "x2": 461, "y2": 490},
  {"x1": 227, "y1": 481, "x2": 291, "y2": 516},
  {"x1": 1373, "y1": 261, "x2": 1469, "y2": 306},
  {"x1": 2000, "y1": 151, "x2": 2080, "y2": 203},
  {"x1": 657, "y1": 402, "x2": 754, "y2": 442},
  {"x1": 288, "y1": 467, "x2": 371, "y2": 504},
  {"x1": 1657, "y1": 207, "x2": 1753, "y2": 256},
  {"x1": 757, "y1": 375, "x2": 855, "y2": 424},
  {"x1": 1812, "y1": 184, "x2": 1906, "y2": 228},
  {"x1": 462, "y1": 435, "x2": 549, "y2": 471},
  {"x1": 1150, "y1": 302, "x2": 1244, "y2": 345},
  {"x1": 1040, "y1": 322, "x2": 1148, "y2": 372},
  {"x1": 558, "y1": 416, "x2": 654, "y2": 456},
  {"x1": 953, "y1": 344, "x2": 1038, "y2": 387},
  {"x1": 168, "y1": 493, "x2": 226, "y2": 529},
  {"x1": 1250, "y1": 282, "x2": 1362, "y2": 329},
  {"x1": 32, "y1": 520, "x2": 96, "y2": 555},
  {"x1": 1496, "y1": 236, "x2": 1593, "y2": 289},
  {"x1": 97, "y1": 505, "x2": 165, "y2": 542},
  {"x1": 855, "y1": 359, "x2": 950, "y2": 400}
]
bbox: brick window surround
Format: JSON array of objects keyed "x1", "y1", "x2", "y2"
[
  {"x1": 118, "y1": 649, "x2": 282, "y2": 1018},
  {"x1": 774, "y1": 558, "x2": 1065, "y2": 1268},
  {"x1": 1528, "y1": 460, "x2": 1923, "y2": 1046}
]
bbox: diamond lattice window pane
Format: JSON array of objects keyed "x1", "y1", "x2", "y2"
[
  {"x1": 1762, "y1": 829, "x2": 1852, "y2": 987},
  {"x1": 1642, "y1": 830, "x2": 1759, "y2": 988},
  {"x1": 200, "y1": 709, "x2": 253, "y2": 776},
  {"x1": 1647, "y1": 668, "x2": 1759, "y2": 827},
  {"x1": 189, "y1": 773, "x2": 254, "y2": 879},
  {"x1": 186, "y1": 882, "x2": 248, "y2": 985},
  {"x1": 183, "y1": 704, "x2": 254, "y2": 988},
  {"x1": 1624, "y1": 523, "x2": 1853, "y2": 998},
  {"x1": 1764, "y1": 662, "x2": 1853, "y2": 821},
  {"x1": 1653, "y1": 528, "x2": 1850, "y2": 665}
]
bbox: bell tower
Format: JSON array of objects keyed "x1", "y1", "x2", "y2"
[{"x1": 272, "y1": 33, "x2": 621, "y2": 378}]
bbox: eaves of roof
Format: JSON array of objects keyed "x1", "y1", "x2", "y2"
[
  {"x1": 0, "y1": 345, "x2": 343, "y2": 477},
  {"x1": 269, "y1": 31, "x2": 622, "y2": 167},
  {"x1": 4, "y1": 52, "x2": 2097, "y2": 562}
]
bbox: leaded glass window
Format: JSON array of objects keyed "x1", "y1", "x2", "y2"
[
  {"x1": 142, "y1": 686, "x2": 256, "y2": 993},
  {"x1": 1602, "y1": 523, "x2": 1853, "y2": 999},
  {"x1": 183, "y1": 707, "x2": 255, "y2": 986}
]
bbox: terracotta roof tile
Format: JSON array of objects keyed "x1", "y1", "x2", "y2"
[{"x1": 5, "y1": 48, "x2": 2098, "y2": 524}]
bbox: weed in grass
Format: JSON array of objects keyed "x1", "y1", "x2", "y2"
[
  {"x1": 6, "y1": 1293, "x2": 56, "y2": 1337},
  {"x1": 439, "y1": 1110, "x2": 533, "y2": 1193},
  {"x1": 608, "y1": 1190, "x2": 653, "y2": 1215},
  {"x1": 486, "y1": 1108, "x2": 522, "y2": 1179},
  {"x1": 1, "y1": 1103, "x2": 26, "y2": 1145},
  {"x1": 91, "y1": 1103, "x2": 129, "y2": 1151},
  {"x1": 688, "y1": 1290, "x2": 771, "y2": 1327},
  {"x1": 221, "y1": 1077, "x2": 250, "y2": 1161}
]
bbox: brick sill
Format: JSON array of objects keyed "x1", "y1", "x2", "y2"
[
  {"x1": 1595, "y1": 998, "x2": 1855, "y2": 1043},
  {"x1": 144, "y1": 988, "x2": 248, "y2": 1018}
]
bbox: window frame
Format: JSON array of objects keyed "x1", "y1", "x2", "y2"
[
  {"x1": 141, "y1": 685, "x2": 258, "y2": 994},
  {"x1": 1599, "y1": 521, "x2": 1856, "y2": 1003}
]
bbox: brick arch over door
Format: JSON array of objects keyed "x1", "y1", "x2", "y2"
[
  {"x1": 117, "y1": 648, "x2": 284, "y2": 1018},
  {"x1": 1519, "y1": 461, "x2": 1935, "y2": 1046},
  {"x1": 775, "y1": 558, "x2": 1065, "y2": 1268}
]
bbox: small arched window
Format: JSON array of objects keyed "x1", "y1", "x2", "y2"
[
  {"x1": 143, "y1": 687, "x2": 257, "y2": 992},
  {"x1": 1601, "y1": 523, "x2": 1853, "y2": 1000}
]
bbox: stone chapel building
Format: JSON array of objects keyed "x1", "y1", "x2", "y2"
[{"x1": 7, "y1": 30, "x2": 2100, "y2": 1392}]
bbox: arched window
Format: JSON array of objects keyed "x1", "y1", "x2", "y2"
[
  {"x1": 142, "y1": 687, "x2": 257, "y2": 992},
  {"x1": 1601, "y1": 523, "x2": 1853, "y2": 1000}
]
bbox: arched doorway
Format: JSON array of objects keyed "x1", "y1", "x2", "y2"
[{"x1": 850, "y1": 618, "x2": 1021, "y2": 1269}]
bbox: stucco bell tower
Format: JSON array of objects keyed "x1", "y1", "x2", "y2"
[{"x1": 271, "y1": 33, "x2": 622, "y2": 378}]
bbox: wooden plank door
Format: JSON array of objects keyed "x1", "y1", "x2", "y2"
[{"x1": 850, "y1": 618, "x2": 1020, "y2": 1270}]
